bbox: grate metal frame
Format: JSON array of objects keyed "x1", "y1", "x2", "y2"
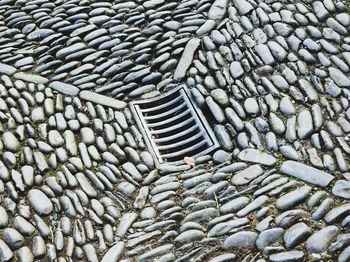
[{"x1": 130, "y1": 85, "x2": 219, "y2": 167}]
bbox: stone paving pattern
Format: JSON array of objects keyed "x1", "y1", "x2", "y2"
[{"x1": 0, "y1": 0, "x2": 350, "y2": 261}]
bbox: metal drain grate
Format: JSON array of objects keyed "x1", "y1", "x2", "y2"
[{"x1": 130, "y1": 86, "x2": 219, "y2": 166}]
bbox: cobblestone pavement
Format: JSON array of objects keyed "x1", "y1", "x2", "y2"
[{"x1": 0, "y1": 0, "x2": 350, "y2": 261}]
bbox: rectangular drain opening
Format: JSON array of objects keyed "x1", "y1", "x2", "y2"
[{"x1": 130, "y1": 86, "x2": 219, "y2": 166}]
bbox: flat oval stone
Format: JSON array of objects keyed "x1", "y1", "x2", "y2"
[
  {"x1": 209, "y1": 253, "x2": 236, "y2": 262},
  {"x1": 238, "y1": 149, "x2": 276, "y2": 166},
  {"x1": 2, "y1": 132, "x2": 20, "y2": 152},
  {"x1": 49, "y1": 81, "x2": 79, "y2": 96},
  {"x1": 269, "y1": 250, "x2": 304, "y2": 262},
  {"x1": 233, "y1": 0, "x2": 253, "y2": 15},
  {"x1": 231, "y1": 165, "x2": 264, "y2": 185},
  {"x1": 220, "y1": 196, "x2": 250, "y2": 214},
  {"x1": 325, "y1": 204, "x2": 350, "y2": 224},
  {"x1": 28, "y1": 189, "x2": 53, "y2": 216},
  {"x1": 3, "y1": 228, "x2": 25, "y2": 249},
  {"x1": 0, "y1": 62, "x2": 16, "y2": 76},
  {"x1": 276, "y1": 186, "x2": 312, "y2": 210},
  {"x1": 280, "y1": 161, "x2": 334, "y2": 187},
  {"x1": 79, "y1": 91, "x2": 127, "y2": 110},
  {"x1": 209, "y1": 0, "x2": 229, "y2": 20},
  {"x1": 256, "y1": 228, "x2": 284, "y2": 250},
  {"x1": 244, "y1": 97, "x2": 259, "y2": 115},
  {"x1": 174, "y1": 230, "x2": 205, "y2": 244},
  {"x1": 230, "y1": 61, "x2": 244, "y2": 79},
  {"x1": 329, "y1": 67, "x2": 350, "y2": 87},
  {"x1": 14, "y1": 72, "x2": 48, "y2": 84},
  {"x1": 224, "y1": 231, "x2": 258, "y2": 249},
  {"x1": 0, "y1": 207, "x2": 8, "y2": 228},
  {"x1": 297, "y1": 110, "x2": 313, "y2": 139},
  {"x1": 332, "y1": 180, "x2": 350, "y2": 199},
  {"x1": 0, "y1": 239, "x2": 13, "y2": 261},
  {"x1": 174, "y1": 38, "x2": 200, "y2": 81},
  {"x1": 339, "y1": 245, "x2": 350, "y2": 262},
  {"x1": 283, "y1": 222, "x2": 312, "y2": 249},
  {"x1": 101, "y1": 242, "x2": 125, "y2": 262},
  {"x1": 306, "y1": 226, "x2": 339, "y2": 253},
  {"x1": 275, "y1": 209, "x2": 308, "y2": 228},
  {"x1": 48, "y1": 130, "x2": 64, "y2": 147}
]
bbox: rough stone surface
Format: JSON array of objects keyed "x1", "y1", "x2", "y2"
[{"x1": 280, "y1": 161, "x2": 334, "y2": 187}]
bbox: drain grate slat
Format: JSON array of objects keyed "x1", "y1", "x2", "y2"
[
  {"x1": 143, "y1": 101, "x2": 187, "y2": 120},
  {"x1": 153, "y1": 125, "x2": 199, "y2": 143},
  {"x1": 147, "y1": 108, "x2": 191, "y2": 128},
  {"x1": 140, "y1": 95, "x2": 183, "y2": 113},
  {"x1": 149, "y1": 117, "x2": 195, "y2": 135},
  {"x1": 130, "y1": 86, "x2": 219, "y2": 166},
  {"x1": 157, "y1": 132, "x2": 204, "y2": 150},
  {"x1": 161, "y1": 140, "x2": 208, "y2": 159}
]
